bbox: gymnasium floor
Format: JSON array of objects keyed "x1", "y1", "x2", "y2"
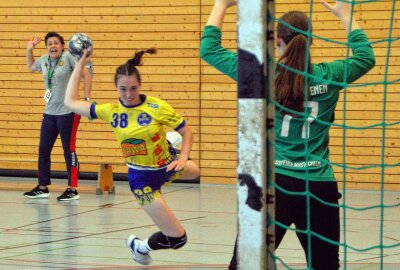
[{"x1": 0, "y1": 177, "x2": 399, "y2": 270}]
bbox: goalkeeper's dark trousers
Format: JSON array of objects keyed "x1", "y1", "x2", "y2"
[
  {"x1": 229, "y1": 173, "x2": 340, "y2": 270},
  {"x1": 275, "y1": 173, "x2": 341, "y2": 270}
]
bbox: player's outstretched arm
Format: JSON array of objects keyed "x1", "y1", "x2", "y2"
[
  {"x1": 320, "y1": 1, "x2": 375, "y2": 84},
  {"x1": 206, "y1": 0, "x2": 236, "y2": 29},
  {"x1": 65, "y1": 50, "x2": 92, "y2": 118},
  {"x1": 200, "y1": 0, "x2": 238, "y2": 81}
]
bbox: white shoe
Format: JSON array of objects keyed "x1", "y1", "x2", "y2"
[{"x1": 126, "y1": 235, "x2": 152, "y2": 265}]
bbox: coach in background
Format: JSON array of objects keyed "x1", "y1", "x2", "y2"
[{"x1": 24, "y1": 32, "x2": 92, "y2": 201}]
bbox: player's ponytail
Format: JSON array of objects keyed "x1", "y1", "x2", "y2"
[
  {"x1": 276, "y1": 11, "x2": 312, "y2": 116},
  {"x1": 114, "y1": 47, "x2": 157, "y2": 86}
]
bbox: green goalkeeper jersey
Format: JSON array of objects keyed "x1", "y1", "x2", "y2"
[{"x1": 200, "y1": 25, "x2": 375, "y2": 181}]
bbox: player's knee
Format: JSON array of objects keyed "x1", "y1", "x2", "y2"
[
  {"x1": 148, "y1": 231, "x2": 187, "y2": 250},
  {"x1": 185, "y1": 161, "x2": 200, "y2": 179}
]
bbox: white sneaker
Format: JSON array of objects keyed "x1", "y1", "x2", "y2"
[{"x1": 126, "y1": 235, "x2": 152, "y2": 265}]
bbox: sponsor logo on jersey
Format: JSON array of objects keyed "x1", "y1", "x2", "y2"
[
  {"x1": 59, "y1": 60, "x2": 64, "y2": 66},
  {"x1": 121, "y1": 138, "x2": 148, "y2": 157},
  {"x1": 275, "y1": 159, "x2": 322, "y2": 168},
  {"x1": 147, "y1": 103, "x2": 159, "y2": 108},
  {"x1": 137, "y1": 113, "x2": 152, "y2": 126}
]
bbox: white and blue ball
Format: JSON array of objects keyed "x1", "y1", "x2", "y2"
[{"x1": 68, "y1": 33, "x2": 93, "y2": 59}]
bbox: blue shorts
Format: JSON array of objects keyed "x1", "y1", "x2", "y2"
[{"x1": 128, "y1": 166, "x2": 183, "y2": 205}]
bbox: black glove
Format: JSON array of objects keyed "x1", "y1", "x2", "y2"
[{"x1": 239, "y1": 173, "x2": 263, "y2": 211}]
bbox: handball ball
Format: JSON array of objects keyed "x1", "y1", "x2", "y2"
[{"x1": 68, "y1": 33, "x2": 93, "y2": 59}]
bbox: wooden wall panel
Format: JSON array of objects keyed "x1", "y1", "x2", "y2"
[{"x1": 0, "y1": 0, "x2": 398, "y2": 190}]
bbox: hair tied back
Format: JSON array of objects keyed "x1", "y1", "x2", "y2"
[{"x1": 128, "y1": 47, "x2": 158, "y2": 67}]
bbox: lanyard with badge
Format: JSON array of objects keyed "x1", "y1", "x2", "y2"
[{"x1": 44, "y1": 53, "x2": 62, "y2": 103}]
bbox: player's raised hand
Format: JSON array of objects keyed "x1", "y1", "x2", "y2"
[
  {"x1": 27, "y1": 37, "x2": 42, "y2": 50},
  {"x1": 321, "y1": 0, "x2": 360, "y2": 32},
  {"x1": 321, "y1": 0, "x2": 353, "y2": 19}
]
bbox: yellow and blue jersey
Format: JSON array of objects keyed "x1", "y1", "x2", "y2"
[{"x1": 90, "y1": 94, "x2": 185, "y2": 168}]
